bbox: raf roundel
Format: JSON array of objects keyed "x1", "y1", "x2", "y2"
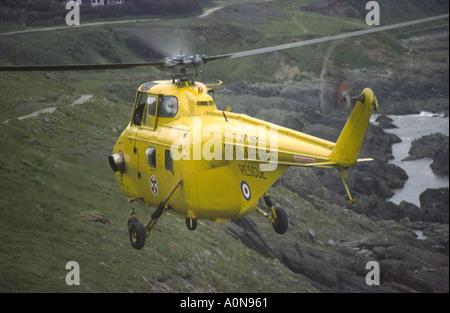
[
  {"x1": 150, "y1": 175, "x2": 158, "y2": 196},
  {"x1": 241, "y1": 181, "x2": 251, "y2": 201}
]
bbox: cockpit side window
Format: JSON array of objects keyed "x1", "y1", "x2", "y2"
[
  {"x1": 147, "y1": 96, "x2": 157, "y2": 117},
  {"x1": 207, "y1": 89, "x2": 215, "y2": 101},
  {"x1": 133, "y1": 92, "x2": 146, "y2": 126},
  {"x1": 158, "y1": 96, "x2": 178, "y2": 118},
  {"x1": 144, "y1": 95, "x2": 157, "y2": 130}
]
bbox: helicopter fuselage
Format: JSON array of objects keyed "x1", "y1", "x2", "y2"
[
  {"x1": 110, "y1": 79, "x2": 377, "y2": 224},
  {"x1": 111, "y1": 80, "x2": 286, "y2": 222}
]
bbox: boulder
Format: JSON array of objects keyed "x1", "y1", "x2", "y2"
[
  {"x1": 431, "y1": 146, "x2": 449, "y2": 176},
  {"x1": 405, "y1": 133, "x2": 449, "y2": 161},
  {"x1": 77, "y1": 211, "x2": 110, "y2": 224},
  {"x1": 362, "y1": 124, "x2": 401, "y2": 163},
  {"x1": 419, "y1": 188, "x2": 449, "y2": 223},
  {"x1": 280, "y1": 242, "x2": 340, "y2": 289},
  {"x1": 375, "y1": 115, "x2": 398, "y2": 129}
]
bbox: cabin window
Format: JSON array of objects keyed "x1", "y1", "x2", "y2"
[
  {"x1": 165, "y1": 149, "x2": 173, "y2": 172},
  {"x1": 145, "y1": 146, "x2": 156, "y2": 168},
  {"x1": 158, "y1": 96, "x2": 178, "y2": 118}
]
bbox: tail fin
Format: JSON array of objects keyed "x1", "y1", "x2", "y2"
[{"x1": 330, "y1": 88, "x2": 378, "y2": 168}]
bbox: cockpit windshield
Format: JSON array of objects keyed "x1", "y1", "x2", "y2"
[{"x1": 158, "y1": 96, "x2": 178, "y2": 118}]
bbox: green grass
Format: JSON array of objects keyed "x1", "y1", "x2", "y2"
[
  {"x1": 0, "y1": 60, "x2": 323, "y2": 291},
  {"x1": 0, "y1": 65, "x2": 318, "y2": 292}
]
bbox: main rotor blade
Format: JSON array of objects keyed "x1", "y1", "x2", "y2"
[
  {"x1": 0, "y1": 61, "x2": 164, "y2": 72},
  {"x1": 1, "y1": 14, "x2": 447, "y2": 72},
  {"x1": 209, "y1": 14, "x2": 449, "y2": 61}
]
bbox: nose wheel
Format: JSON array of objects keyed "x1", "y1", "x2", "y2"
[{"x1": 128, "y1": 216, "x2": 146, "y2": 250}]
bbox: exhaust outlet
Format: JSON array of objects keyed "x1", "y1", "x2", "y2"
[{"x1": 109, "y1": 152, "x2": 124, "y2": 173}]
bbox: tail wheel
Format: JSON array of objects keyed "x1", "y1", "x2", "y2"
[
  {"x1": 272, "y1": 207, "x2": 288, "y2": 235},
  {"x1": 129, "y1": 221, "x2": 146, "y2": 250},
  {"x1": 185, "y1": 218, "x2": 197, "y2": 231}
]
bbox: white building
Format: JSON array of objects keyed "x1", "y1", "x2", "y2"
[{"x1": 75, "y1": 0, "x2": 124, "y2": 6}]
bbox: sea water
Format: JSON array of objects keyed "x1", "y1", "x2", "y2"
[{"x1": 371, "y1": 112, "x2": 449, "y2": 207}]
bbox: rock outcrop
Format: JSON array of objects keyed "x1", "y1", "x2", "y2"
[
  {"x1": 216, "y1": 23, "x2": 449, "y2": 293},
  {"x1": 419, "y1": 188, "x2": 450, "y2": 223},
  {"x1": 404, "y1": 133, "x2": 449, "y2": 177}
]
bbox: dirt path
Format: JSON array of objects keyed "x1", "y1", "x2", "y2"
[
  {"x1": 0, "y1": 5, "x2": 225, "y2": 37},
  {"x1": 4, "y1": 94, "x2": 93, "y2": 123},
  {"x1": 0, "y1": 18, "x2": 161, "y2": 37},
  {"x1": 198, "y1": 7, "x2": 223, "y2": 18}
]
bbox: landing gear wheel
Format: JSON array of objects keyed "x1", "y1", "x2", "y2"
[
  {"x1": 272, "y1": 207, "x2": 288, "y2": 235},
  {"x1": 127, "y1": 216, "x2": 138, "y2": 232},
  {"x1": 185, "y1": 218, "x2": 197, "y2": 231},
  {"x1": 129, "y1": 221, "x2": 146, "y2": 250}
]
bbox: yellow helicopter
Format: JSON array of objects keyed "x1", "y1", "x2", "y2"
[
  {"x1": 106, "y1": 50, "x2": 377, "y2": 250},
  {"x1": 109, "y1": 72, "x2": 376, "y2": 250},
  {"x1": 2, "y1": 14, "x2": 446, "y2": 250}
]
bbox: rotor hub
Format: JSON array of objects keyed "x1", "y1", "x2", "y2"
[{"x1": 163, "y1": 53, "x2": 207, "y2": 84}]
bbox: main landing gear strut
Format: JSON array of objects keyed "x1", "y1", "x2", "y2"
[
  {"x1": 127, "y1": 179, "x2": 183, "y2": 250},
  {"x1": 256, "y1": 192, "x2": 288, "y2": 234}
]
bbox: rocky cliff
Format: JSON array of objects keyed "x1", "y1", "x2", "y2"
[{"x1": 213, "y1": 25, "x2": 449, "y2": 292}]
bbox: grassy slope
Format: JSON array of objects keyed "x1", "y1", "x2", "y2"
[
  {"x1": 0, "y1": 67, "x2": 317, "y2": 292},
  {"x1": 0, "y1": 23, "x2": 319, "y2": 290}
]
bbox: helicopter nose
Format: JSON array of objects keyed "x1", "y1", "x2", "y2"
[{"x1": 109, "y1": 153, "x2": 124, "y2": 173}]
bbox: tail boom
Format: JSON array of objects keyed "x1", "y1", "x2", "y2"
[{"x1": 270, "y1": 88, "x2": 377, "y2": 170}]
